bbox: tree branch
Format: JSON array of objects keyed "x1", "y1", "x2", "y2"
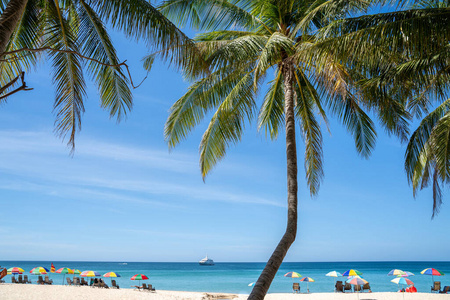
[
  {"x1": 0, "y1": 71, "x2": 33, "y2": 100},
  {"x1": 0, "y1": 47, "x2": 147, "y2": 88}
]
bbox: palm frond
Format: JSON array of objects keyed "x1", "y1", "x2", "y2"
[
  {"x1": 46, "y1": 0, "x2": 86, "y2": 150},
  {"x1": 78, "y1": 0, "x2": 132, "y2": 121},
  {"x1": 199, "y1": 72, "x2": 256, "y2": 178}
]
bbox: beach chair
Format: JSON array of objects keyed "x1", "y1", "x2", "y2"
[
  {"x1": 66, "y1": 277, "x2": 73, "y2": 286},
  {"x1": 99, "y1": 280, "x2": 109, "y2": 288},
  {"x1": 354, "y1": 285, "x2": 361, "y2": 292},
  {"x1": 440, "y1": 286, "x2": 450, "y2": 294},
  {"x1": 344, "y1": 283, "x2": 352, "y2": 292},
  {"x1": 37, "y1": 276, "x2": 44, "y2": 284},
  {"x1": 363, "y1": 283, "x2": 371, "y2": 292},
  {"x1": 18, "y1": 275, "x2": 23, "y2": 284},
  {"x1": 111, "y1": 280, "x2": 120, "y2": 289},
  {"x1": 24, "y1": 275, "x2": 31, "y2": 284},
  {"x1": 81, "y1": 278, "x2": 88, "y2": 286},
  {"x1": 142, "y1": 283, "x2": 155, "y2": 292},
  {"x1": 73, "y1": 277, "x2": 80, "y2": 286},
  {"x1": 44, "y1": 276, "x2": 53, "y2": 285},
  {"x1": 12, "y1": 277, "x2": 17, "y2": 284},
  {"x1": 132, "y1": 284, "x2": 142, "y2": 291},
  {"x1": 335, "y1": 281, "x2": 344, "y2": 292},
  {"x1": 292, "y1": 282, "x2": 300, "y2": 293},
  {"x1": 431, "y1": 281, "x2": 441, "y2": 293}
]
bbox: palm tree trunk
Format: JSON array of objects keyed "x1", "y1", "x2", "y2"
[
  {"x1": 0, "y1": 0, "x2": 29, "y2": 56},
  {"x1": 248, "y1": 61, "x2": 297, "y2": 300}
]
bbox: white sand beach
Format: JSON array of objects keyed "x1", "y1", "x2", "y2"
[{"x1": 1, "y1": 284, "x2": 449, "y2": 300}]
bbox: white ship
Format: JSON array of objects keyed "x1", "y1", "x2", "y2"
[{"x1": 199, "y1": 255, "x2": 214, "y2": 266}]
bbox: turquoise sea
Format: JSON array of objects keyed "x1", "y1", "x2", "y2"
[{"x1": 1, "y1": 261, "x2": 449, "y2": 294}]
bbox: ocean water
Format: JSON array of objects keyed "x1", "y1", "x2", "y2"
[{"x1": 1, "y1": 261, "x2": 449, "y2": 294}]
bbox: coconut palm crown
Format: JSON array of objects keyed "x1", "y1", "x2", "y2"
[
  {"x1": 0, "y1": 0, "x2": 194, "y2": 149},
  {"x1": 157, "y1": 0, "x2": 409, "y2": 299}
]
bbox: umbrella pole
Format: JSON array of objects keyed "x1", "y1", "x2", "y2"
[{"x1": 62, "y1": 274, "x2": 65, "y2": 285}]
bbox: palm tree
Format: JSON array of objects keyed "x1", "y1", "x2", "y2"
[
  {"x1": 313, "y1": 1, "x2": 450, "y2": 217},
  {"x1": 0, "y1": 0, "x2": 195, "y2": 149},
  {"x1": 157, "y1": 0, "x2": 408, "y2": 298}
]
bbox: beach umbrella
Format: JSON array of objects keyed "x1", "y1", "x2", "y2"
[
  {"x1": 391, "y1": 277, "x2": 414, "y2": 286},
  {"x1": 347, "y1": 277, "x2": 368, "y2": 300},
  {"x1": 326, "y1": 271, "x2": 342, "y2": 277},
  {"x1": 80, "y1": 270, "x2": 101, "y2": 277},
  {"x1": 300, "y1": 277, "x2": 315, "y2": 293},
  {"x1": 421, "y1": 268, "x2": 444, "y2": 283},
  {"x1": 343, "y1": 269, "x2": 363, "y2": 276},
  {"x1": 7, "y1": 267, "x2": 24, "y2": 275},
  {"x1": 131, "y1": 274, "x2": 148, "y2": 286},
  {"x1": 391, "y1": 277, "x2": 413, "y2": 300},
  {"x1": 104, "y1": 272, "x2": 121, "y2": 286},
  {"x1": 284, "y1": 272, "x2": 301, "y2": 278},
  {"x1": 72, "y1": 269, "x2": 82, "y2": 275},
  {"x1": 30, "y1": 267, "x2": 49, "y2": 275},
  {"x1": 388, "y1": 269, "x2": 406, "y2": 276},
  {"x1": 56, "y1": 268, "x2": 73, "y2": 285}
]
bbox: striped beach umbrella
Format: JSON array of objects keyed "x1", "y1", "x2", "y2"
[
  {"x1": 7, "y1": 267, "x2": 24, "y2": 275},
  {"x1": 103, "y1": 272, "x2": 121, "y2": 278},
  {"x1": 80, "y1": 270, "x2": 101, "y2": 277},
  {"x1": 421, "y1": 268, "x2": 444, "y2": 276},
  {"x1": 56, "y1": 268, "x2": 73, "y2": 285},
  {"x1": 391, "y1": 277, "x2": 413, "y2": 286},
  {"x1": 30, "y1": 267, "x2": 49, "y2": 275},
  {"x1": 421, "y1": 268, "x2": 444, "y2": 283},
  {"x1": 72, "y1": 269, "x2": 82, "y2": 275},
  {"x1": 284, "y1": 272, "x2": 301, "y2": 278},
  {"x1": 131, "y1": 274, "x2": 148, "y2": 286},
  {"x1": 104, "y1": 272, "x2": 121, "y2": 286},
  {"x1": 326, "y1": 271, "x2": 342, "y2": 277},
  {"x1": 388, "y1": 269, "x2": 406, "y2": 276},
  {"x1": 300, "y1": 277, "x2": 315, "y2": 293},
  {"x1": 343, "y1": 269, "x2": 363, "y2": 277}
]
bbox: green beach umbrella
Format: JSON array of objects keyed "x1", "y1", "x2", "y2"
[
  {"x1": 131, "y1": 274, "x2": 148, "y2": 286},
  {"x1": 56, "y1": 268, "x2": 73, "y2": 285}
]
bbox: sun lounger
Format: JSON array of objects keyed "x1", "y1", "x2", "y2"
[
  {"x1": 99, "y1": 280, "x2": 109, "y2": 288},
  {"x1": 66, "y1": 277, "x2": 73, "y2": 286},
  {"x1": 111, "y1": 280, "x2": 119, "y2": 289},
  {"x1": 440, "y1": 286, "x2": 450, "y2": 294},
  {"x1": 354, "y1": 285, "x2": 361, "y2": 292},
  {"x1": 23, "y1": 275, "x2": 31, "y2": 284},
  {"x1": 432, "y1": 281, "x2": 441, "y2": 293},
  {"x1": 132, "y1": 285, "x2": 142, "y2": 291},
  {"x1": 335, "y1": 281, "x2": 344, "y2": 292},
  {"x1": 293, "y1": 282, "x2": 300, "y2": 293},
  {"x1": 344, "y1": 283, "x2": 352, "y2": 292},
  {"x1": 37, "y1": 276, "x2": 44, "y2": 284},
  {"x1": 44, "y1": 276, "x2": 53, "y2": 285},
  {"x1": 18, "y1": 275, "x2": 23, "y2": 284},
  {"x1": 142, "y1": 283, "x2": 155, "y2": 292},
  {"x1": 363, "y1": 283, "x2": 371, "y2": 292},
  {"x1": 12, "y1": 277, "x2": 17, "y2": 284},
  {"x1": 81, "y1": 278, "x2": 88, "y2": 286},
  {"x1": 73, "y1": 277, "x2": 80, "y2": 286}
]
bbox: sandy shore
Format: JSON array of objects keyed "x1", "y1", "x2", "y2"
[{"x1": 1, "y1": 284, "x2": 449, "y2": 300}]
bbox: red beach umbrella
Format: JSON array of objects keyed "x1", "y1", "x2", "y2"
[{"x1": 131, "y1": 274, "x2": 148, "y2": 286}]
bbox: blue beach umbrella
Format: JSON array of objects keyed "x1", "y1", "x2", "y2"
[{"x1": 300, "y1": 277, "x2": 314, "y2": 293}]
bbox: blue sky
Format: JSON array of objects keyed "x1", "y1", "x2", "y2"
[{"x1": 1, "y1": 20, "x2": 449, "y2": 262}]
